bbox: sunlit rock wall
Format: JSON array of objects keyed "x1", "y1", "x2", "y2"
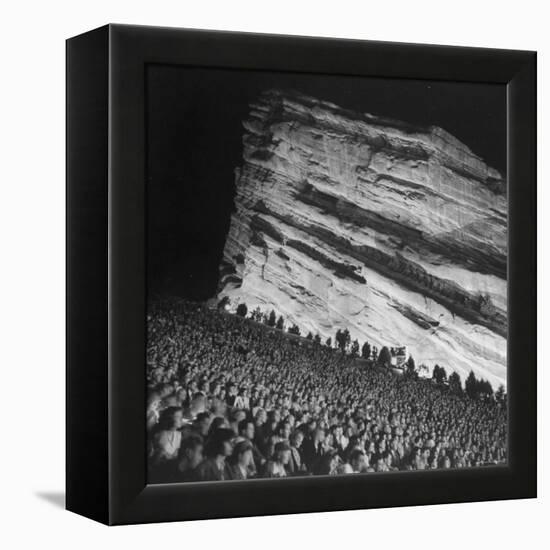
[{"x1": 217, "y1": 89, "x2": 507, "y2": 389}]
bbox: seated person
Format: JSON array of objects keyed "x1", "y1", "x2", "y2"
[
  {"x1": 227, "y1": 440, "x2": 255, "y2": 480},
  {"x1": 195, "y1": 428, "x2": 235, "y2": 482},
  {"x1": 266, "y1": 441, "x2": 292, "y2": 478},
  {"x1": 175, "y1": 435, "x2": 204, "y2": 482}
]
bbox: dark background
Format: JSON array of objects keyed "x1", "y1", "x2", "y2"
[{"x1": 146, "y1": 65, "x2": 506, "y2": 300}]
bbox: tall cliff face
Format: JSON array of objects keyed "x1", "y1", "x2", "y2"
[{"x1": 217, "y1": 89, "x2": 507, "y2": 389}]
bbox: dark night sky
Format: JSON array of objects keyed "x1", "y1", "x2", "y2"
[{"x1": 146, "y1": 65, "x2": 506, "y2": 300}]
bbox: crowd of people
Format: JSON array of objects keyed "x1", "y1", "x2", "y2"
[{"x1": 146, "y1": 300, "x2": 507, "y2": 483}]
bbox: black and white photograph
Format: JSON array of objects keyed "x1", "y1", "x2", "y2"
[
  {"x1": 146, "y1": 66, "x2": 508, "y2": 484},
  {"x1": 1, "y1": 0, "x2": 542, "y2": 541}
]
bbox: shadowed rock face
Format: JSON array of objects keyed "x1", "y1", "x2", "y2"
[{"x1": 217, "y1": 89, "x2": 507, "y2": 389}]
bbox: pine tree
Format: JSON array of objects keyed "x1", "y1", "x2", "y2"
[
  {"x1": 361, "y1": 341, "x2": 371, "y2": 360},
  {"x1": 478, "y1": 379, "x2": 494, "y2": 399},
  {"x1": 267, "y1": 310, "x2": 277, "y2": 327},
  {"x1": 448, "y1": 371, "x2": 462, "y2": 394},
  {"x1": 378, "y1": 346, "x2": 392, "y2": 367},
  {"x1": 350, "y1": 339, "x2": 360, "y2": 356},
  {"x1": 276, "y1": 315, "x2": 284, "y2": 330},
  {"x1": 465, "y1": 371, "x2": 478, "y2": 399},
  {"x1": 313, "y1": 334, "x2": 321, "y2": 345},
  {"x1": 236, "y1": 303, "x2": 248, "y2": 317},
  {"x1": 405, "y1": 355, "x2": 416, "y2": 377},
  {"x1": 250, "y1": 307, "x2": 263, "y2": 323},
  {"x1": 306, "y1": 332, "x2": 313, "y2": 340},
  {"x1": 325, "y1": 337, "x2": 332, "y2": 348},
  {"x1": 336, "y1": 329, "x2": 351, "y2": 353},
  {"x1": 371, "y1": 346, "x2": 378, "y2": 362},
  {"x1": 343, "y1": 329, "x2": 351, "y2": 352},
  {"x1": 432, "y1": 364, "x2": 447, "y2": 384},
  {"x1": 288, "y1": 324, "x2": 301, "y2": 336}
]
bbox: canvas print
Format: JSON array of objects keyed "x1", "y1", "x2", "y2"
[{"x1": 146, "y1": 66, "x2": 507, "y2": 484}]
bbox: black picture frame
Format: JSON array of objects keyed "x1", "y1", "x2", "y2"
[{"x1": 66, "y1": 24, "x2": 536, "y2": 526}]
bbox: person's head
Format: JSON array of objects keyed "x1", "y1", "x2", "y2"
[
  {"x1": 290, "y1": 430, "x2": 304, "y2": 449},
  {"x1": 157, "y1": 383, "x2": 173, "y2": 399},
  {"x1": 238, "y1": 419, "x2": 255, "y2": 441},
  {"x1": 147, "y1": 394, "x2": 161, "y2": 412},
  {"x1": 178, "y1": 435, "x2": 204, "y2": 469},
  {"x1": 187, "y1": 392, "x2": 206, "y2": 417},
  {"x1": 270, "y1": 409, "x2": 281, "y2": 425},
  {"x1": 208, "y1": 416, "x2": 227, "y2": 437},
  {"x1": 279, "y1": 421, "x2": 292, "y2": 440},
  {"x1": 273, "y1": 441, "x2": 291, "y2": 465},
  {"x1": 231, "y1": 409, "x2": 247, "y2": 425},
  {"x1": 151, "y1": 368, "x2": 163, "y2": 384},
  {"x1": 337, "y1": 463, "x2": 354, "y2": 475},
  {"x1": 350, "y1": 449, "x2": 367, "y2": 473},
  {"x1": 176, "y1": 387, "x2": 187, "y2": 402},
  {"x1": 194, "y1": 411, "x2": 212, "y2": 436},
  {"x1": 158, "y1": 406, "x2": 184, "y2": 431},
  {"x1": 209, "y1": 397, "x2": 227, "y2": 418},
  {"x1": 232, "y1": 440, "x2": 253, "y2": 468},
  {"x1": 375, "y1": 455, "x2": 387, "y2": 472},
  {"x1": 205, "y1": 428, "x2": 235, "y2": 458},
  {"x1": 317, "y1": 451, "x2": 339, "y2": 475},
  {"x1": 254, "y1": 408, "x2": 267, "y2": 425}
]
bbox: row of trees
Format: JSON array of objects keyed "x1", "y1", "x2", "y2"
[
  {"x1": 465, "y1": 370, "x2": 506, "y2": 403},
  {"x1": 230, "y1": 300, "x2": 505, "y2": 403},
  {"x1": 416, "y1": 363, "x2": 505, "y2": 404},
  {"x1": 234, "y1": 303, "x2": 379, "y2": 357}
]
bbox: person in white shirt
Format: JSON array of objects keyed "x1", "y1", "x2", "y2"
[
  {"x1": 151, "y1": 406, "x2": 184, "y2": 461},
  {"x1": 233, "y1": 388, "x2": 250, "y2": 410}
]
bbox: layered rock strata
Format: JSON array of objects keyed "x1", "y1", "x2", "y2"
[{"x1": 217, "y1": 89, "x2": 507, "y2": 389}]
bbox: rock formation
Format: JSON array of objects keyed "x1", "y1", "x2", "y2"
[{"x1": 217, "y1": 89, "x2": 507, "y2": 389}]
